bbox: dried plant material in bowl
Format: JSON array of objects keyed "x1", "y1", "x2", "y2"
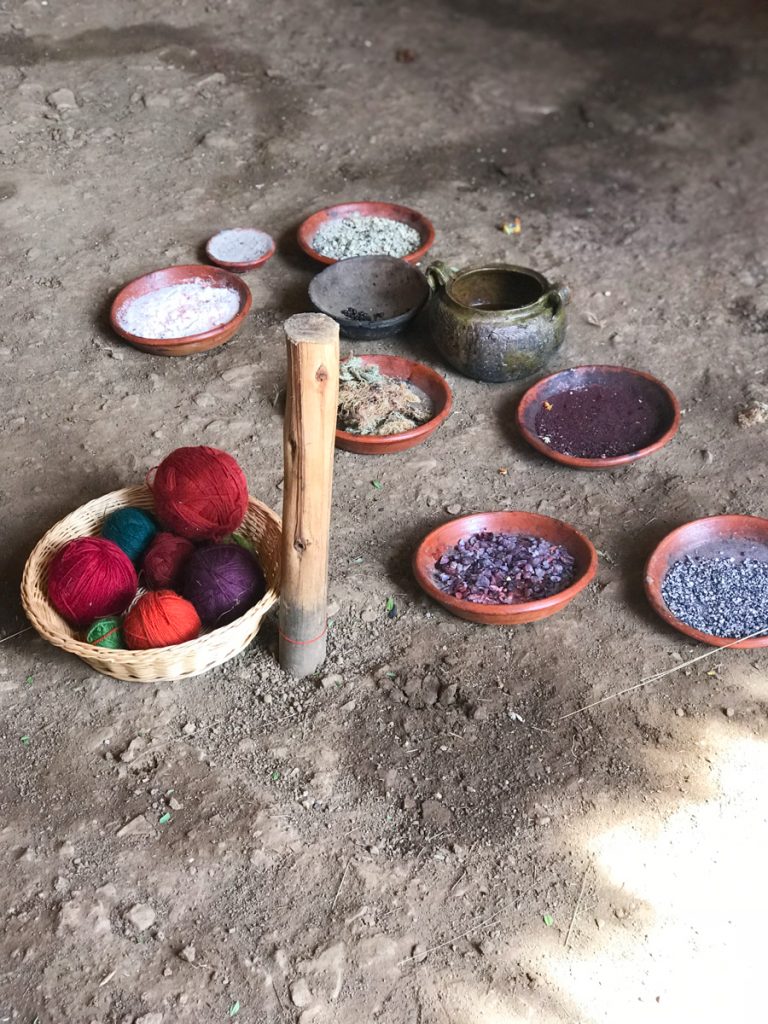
[
  {"x1": 413, "y1": 511, "x2": 597, "y2": 625},
  {"x1": 110, "y1": 265, "x2": 252, "y2": 356},
  {"x1": 298, "y1": 201, "x2": 435, "y2": 266},
  {"x1": 334, "y1": 354, "x2": 452, "y2": 455},
  {"x1": 338, "y1": 357, "x2": 434, "y2": 436}
]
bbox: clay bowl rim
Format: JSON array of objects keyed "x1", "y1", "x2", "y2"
[
  {"x1": 204, "y1": 229, "x2": 276, "y2": 272},
  {"x1": 645, "y1": 513, "x2": 768, "y2": 649},
  {"x1": 335, "y1": 354, "x2": 453, "y2": 453},
  {"x1": 297, "y1": 201, "x2": 435, "y2": 266},
  {"x1": 110, "y1": 264, "x2": 252, "y2": 353},
  {"x1": 309, "y1": 254, "x2": 431, "y2": 334},
  {"x1": 516, "y1": 364, "x2": 681, "y2": 470},
  {"x1": 413, "y1": 510, "x2": 598, "y2": 625}
]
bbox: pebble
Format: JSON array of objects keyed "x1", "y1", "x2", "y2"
[
  {"x1": 135, "y1": 1014, "x2": 163, "y2": 1024},
  {"x1": 200, "y1": 130, "x2": 238, "y2": 150},
  {"x1": 361, "y1": 608, "x2": 378, "y2": 623},
  {"x1": 47, "y1": 87, "x2": 77, "y2": 111},
  {"x1": 675, "y1": 708, "x2": 685, "y2": 717},
  {"x1": 125, "y1": 903, "x2": 156, "y2": 932},
  {"x1": 290, "y1": 978, "x2": 313, "y2": 1007},
  {"x1": 446, "y1": 504, "x2": 462, "y2": 515},
  {"x1": 321, "y1": 673, "x2": 343, "y2": 689},
  {"x1": 725, "y1": 707, "x2": 735, "y2": 718},
  {"x1": 179, "y1": 944, "x2": 196, "y2": 963},
  {"x1": 117, "y1": 814, "x2": 154, "y2": 838}
]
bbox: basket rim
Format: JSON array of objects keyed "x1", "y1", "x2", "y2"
[{"x1": 20, "y1": 484, "x2": 280, "y2": 666}]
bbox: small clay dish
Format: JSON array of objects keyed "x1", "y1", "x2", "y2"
[
  {"x1": 413, "y1": 511, "x2": 597, "y2": 625},
  {"x1": 309, "y1": 255, "x2": 430, "y2": 340},
  {"x1": 205, "y1": 228, "x2": 275, "y2": 272},
  {"x1": 516, "y1": 365, "x2": 680, "y2": 469},
  {"x1": 297, "y1": 201, "x2": 435, "y2": 266},
  {"x1": 645, "y1": 514, "x2": 768, "y2": 648},
  {"x1": 336, "y1": 354, "x2": 452, "y2": 455},
  {"x1": 110, "y1": 265, "x2": 252, "y2": 356}
]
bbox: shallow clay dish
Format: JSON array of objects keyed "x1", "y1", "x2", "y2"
[
  {"x1": 110, "y1": 265, "x2": 252, "y2": 356},
  {"x1": 309, "y1": 255, "x2": 430, "y2": 340},
  {"x1": 516, "y1": 365, "x2": 680, "y2": 469},
  {"x1": 336, "y1": 354, "x2": 452, "y2": 455},
  {"x1": 413, "y1": 510, "x2": 597, "y2": 625},
  {"x1": 645, "y1": 514, "x2": 768, "y2": 648},
  {"x1": 205, "y1": 228, "x2": 275, "y2": 271},
  {"x1": 297, "y1": 201, "x2": 435, "y2": 266}
]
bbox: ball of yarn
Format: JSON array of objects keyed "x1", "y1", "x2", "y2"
[
  {"x1": 123, "y1": 590, "x2": 202, "y2": 650},
  {"x1": 183, "y1": 543, "x2": 266, "y2": 626},
  {"x1": 142, "y1": 532, "x2": 195, "y2": 590},
  {"x1": 101, "y1": 507, "x2": 157, "y2": 562},
  {"x1": 48, "y1": 537, "x2": 138, "y2": 627},
  {"x1": 151, "y1": 446, "x2": 248, "y2": 541},
  {"x1": 86, "y1": 616, "x2": 124, "y2": 649}
]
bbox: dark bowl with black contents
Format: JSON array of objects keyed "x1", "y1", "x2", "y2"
[
  {"x1": 516, "y1": 364, "x2": 680, "y2": 470},
  {"x1": 308, "y1": 254, "x2": 430, "y2": 341}
]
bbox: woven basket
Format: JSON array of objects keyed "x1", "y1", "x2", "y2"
[{"x1": 21, "y1": 485, "x2": 281, "y2": 682}]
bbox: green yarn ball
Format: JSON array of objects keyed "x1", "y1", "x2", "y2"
[
  {"x1": 101, "y1": 507, "x2": 157, "y2": 563},
  {"x1": 86, "y1": 616, "x2": 124, "y2": 649}
]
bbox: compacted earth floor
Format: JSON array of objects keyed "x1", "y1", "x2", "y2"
[{"x1": 2, "y1": 0, "x2": 768, "y2": 1021}]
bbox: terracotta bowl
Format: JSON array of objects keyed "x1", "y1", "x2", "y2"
[
  {"x1": 336, "y1": 354, "x2": 452, "y2": 455},
  {"x1": 516, "y1": 365, "x2": 680, "y2": 469},
  {"x1": 110, "y1": 265, "x2": 252, "y2": 356},
  {"x1": 297, "y1": 201, "x2": 435, "y2": 266},
  {"x1": 205, "y1": 228, "x2": 275, "y2": 272},
  {"x1": 413, "y1": 510, "x2": 597, "y2": 625},
  {"x1": 645, "y1": 514, "x2": 768, "y2": 648},
  {"x1": 309, "y1": 255, "x2": 430, "y2": 341}
]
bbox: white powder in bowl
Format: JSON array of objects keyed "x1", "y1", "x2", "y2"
[
  {"x1": 207, "y1": 228, "x2": 273, "y2": 264},
  {"x1": 116, "y1": 281, "x2": 243, "y2": 339}
]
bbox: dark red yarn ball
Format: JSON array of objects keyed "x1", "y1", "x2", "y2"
[
  {"x1": 150, "y1": 446, "x2": 248, "y2": 541},
  {"x1": 183, "y1": 543, "x2": 266, "y2": 627},
  {"x1": 47, "y1": 537, "x2": 138, "y2": 627},
  {"x1": 142, "y1": 532, "x2": 195, "y2": 590},
  {"x1": 123, "y1": 590, "x2": 202, "y2": 650}
]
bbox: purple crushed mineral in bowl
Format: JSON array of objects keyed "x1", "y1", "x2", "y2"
[{"x1": 433, "y1": 531, "x2": 576, "y2": 604}]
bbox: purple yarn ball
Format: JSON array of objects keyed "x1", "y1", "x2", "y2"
[{"x1": 182, "y1": 543, "x2": 266, "y2": 626}]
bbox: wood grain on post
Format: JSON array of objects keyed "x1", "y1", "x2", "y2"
[{"x1": 279, "y1": 313, "x2": 339, "y2": 678}]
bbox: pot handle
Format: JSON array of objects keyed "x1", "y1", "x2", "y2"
[
  {"x1": 546, "y1": 281, "x2": 571, "y2": 314},
  {"x1": 426, "y1": 260, "x2": 457, "y2": 292}
]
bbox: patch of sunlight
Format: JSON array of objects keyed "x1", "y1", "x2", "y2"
[{"x1": 544, "y1": 725, "x2": 768, "y2": 1022}]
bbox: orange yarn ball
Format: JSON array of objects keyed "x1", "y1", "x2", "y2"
[
  {"x1": 123, "y1": 590, "x2": 201, "y2": 650},
  {"x1": 150, "y1": 446, "x2": 248, "y2": 541}
]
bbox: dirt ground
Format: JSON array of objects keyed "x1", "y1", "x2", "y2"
[{"x1": 2, "y1": 0, "x2": 768, "y2": 1020}]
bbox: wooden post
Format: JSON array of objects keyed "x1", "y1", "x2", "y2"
[{"x1": 279, "y1": 313, "x2": 339, "y2": 678}]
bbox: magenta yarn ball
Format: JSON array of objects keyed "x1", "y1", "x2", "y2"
[
  {"x1": 47, "y1": 537, "x2": 138, "y2": 627},
  {"x1": 182, "y1": 544, "x2": 266, "y2": 626}
]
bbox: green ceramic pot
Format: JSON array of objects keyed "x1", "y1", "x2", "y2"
[{"x1": 426, "y1": 261, "x2": 570, "y2": 383}]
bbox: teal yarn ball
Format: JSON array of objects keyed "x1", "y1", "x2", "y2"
[
  {"x1": 101, "y1": 507, "x2": 157, "y2": 563},
  {"x1": 86, "y1": 616, "x2": 124, "y2": 649}
]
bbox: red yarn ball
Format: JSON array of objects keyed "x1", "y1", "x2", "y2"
[
  {"x1": 123, "y1": 590, "x2": 201, "y2": 650},
  {"x1": 142, "y1": 532, "x2": 195, "y2": 590},
  {"x1": 150, "y1": 446, "x2": 248, "y2": 541},
  {"x1": 48, "y1": 537, "x2": 138, "y2": 627}
]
